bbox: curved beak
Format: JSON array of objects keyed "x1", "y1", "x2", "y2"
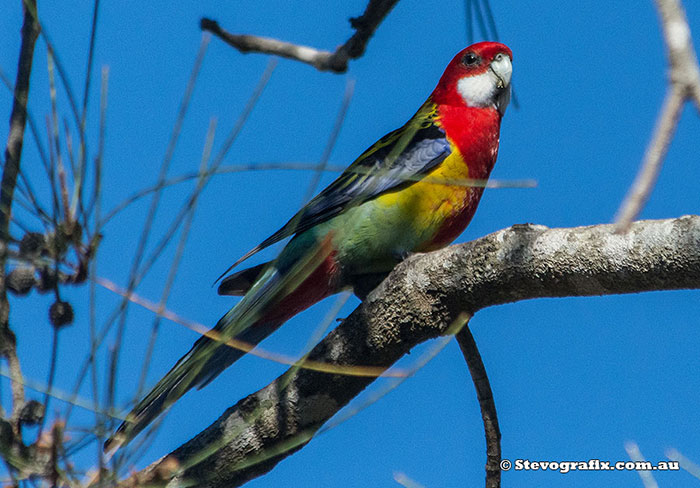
[
  {"x1": 490, "y1": 53, "x2": 512, "y2": 115},
  {"x1": 490, "y1": 53, "x2": 512, "y2": 89}
]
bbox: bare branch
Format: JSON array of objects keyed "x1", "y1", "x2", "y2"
[
  {"x1": 655, "y1": 0, "x2": 700, "y2": 109},
  {"x1": 0, "y1": 0, "x2": 40, "y2": 234},
  {"x1": 613, "y1": 86, "x2": 684, "y2": 229},
  {"x1": 128, "y1": 215, "x2": 700, "y2": 488},
  {"x1": 455, "y1": 325, "x2": 501, "y2": 488},
  {"x1": 201, "y1": 0, "x2": 400, "y2": 73},
  {"x1": 0, "y1": 0, "x2": 40, "y2": 433},
  {"x1": 614, "y1": 0, "x2": 700, "y2": 229}
]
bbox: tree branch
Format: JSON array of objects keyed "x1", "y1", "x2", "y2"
[
  {"x1": 0, "y1": 0, "x2": 40, "y2": 433},
  {"x1": 1, "y1": 0, "x2": 39, "y2": 238},
  {"x1": 655, "y1": 0, "x2": 700, "y2": 109},
  {"x1": 127, "y1": 215, "x2": 700, "y2": 488},
  {"x1": 200, "y1": 0, "x2": 400, "y2": 73},
  {"x1": 614, "y1": 0, "x2": 700, "y2": 229},
  {"x1": 613, "y1": 86, "x2": 684, "y2": 231},
  {"x1": 455, "y1": 325, "x2": 501, "y2": 488}
]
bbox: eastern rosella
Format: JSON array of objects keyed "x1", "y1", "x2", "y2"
[{"x1": 106, "y1": 41, "x2": 513, "y2": 450}]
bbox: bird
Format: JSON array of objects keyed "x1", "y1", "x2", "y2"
[{"x1": 105, "y1": 41, "x2": 513, "y2": 451}]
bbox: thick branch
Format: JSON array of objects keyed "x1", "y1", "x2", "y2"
[
  {"x1": 129, "y1": 216, "x2": 700, "y2": 488},
  {"x1": 200, "y1": 0, "x2": 400, "y2": 73}
]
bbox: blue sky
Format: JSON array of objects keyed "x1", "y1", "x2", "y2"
[{"x1": 1, "y1": 0, "x2": 700, "y2": 486}]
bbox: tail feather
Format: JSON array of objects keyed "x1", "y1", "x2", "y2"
[
  {"x1": 105, "y1": 268, "x2": 284, "y2": 452},
  {"x1": 194, "y1": 321, "x2": 280, "y2": 389},
  {"x1": 105, "y1": 235, "x2": 336, "y2": 452},
  {"x1": 217, "y1": 261, "x2": 270, "y2": 296},
  {"x1": 105, "y1": 321, "x2": 281, "y2": 452}
]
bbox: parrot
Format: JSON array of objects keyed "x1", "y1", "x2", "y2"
[{"x1": 106, "y1": 41, "x2": 513, "y2": 451}]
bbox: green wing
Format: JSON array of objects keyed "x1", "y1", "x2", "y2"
[{"x1": 220, "y1": 100, "x2": 449, "y2": 276}]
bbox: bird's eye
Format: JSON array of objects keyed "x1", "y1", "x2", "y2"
[{"x1": 463, "y1": 52, "x2": 480, "y2": 66}]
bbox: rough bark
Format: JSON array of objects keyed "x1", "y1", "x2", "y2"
[{"x1": 128, "y1": 216, "x2": 700, "y2": 488}]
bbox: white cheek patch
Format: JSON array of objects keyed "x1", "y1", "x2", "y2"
[{"x1": 456, "y1": 70, "x2": 498, "y2": 108}]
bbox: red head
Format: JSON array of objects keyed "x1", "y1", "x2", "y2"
[{"x1": 431, "y1": 42, "x2": 513, "y2": 115}]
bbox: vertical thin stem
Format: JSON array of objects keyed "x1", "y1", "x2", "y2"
[
  {"x1": 0, "y1": 0, "x2": 40, "y2": 432},
  {"x1": 455, "y1": 326, "x2": 501, "y2": 488}
]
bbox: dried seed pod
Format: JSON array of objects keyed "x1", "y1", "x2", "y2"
[
  {"x1": 6, "y1": 266, "x2": 36, "y2": 295},
  {"x1": 49, "y1": 300, "x2": 74, "y2": 328},
  {"x1": 19, "y1": 232, "x2": 46, "y2": 258},
  {"x1": 19, "y1": 400, "x2": 45, "y2": 426}
]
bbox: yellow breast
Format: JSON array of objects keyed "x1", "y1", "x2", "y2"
[{"x1": 373, "y1": 147, "x2": 471, "y2": 244}]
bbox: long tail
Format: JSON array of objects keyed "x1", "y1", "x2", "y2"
[
  {"x1": 105, "y1": 238, "x2": 337, "y2": 452},
  {"x1": 104, "y1": 268, "x2": 282, "y2": 452},
  {"x1": 106, "y1": 323, "x2": 282, "y2": 451}
]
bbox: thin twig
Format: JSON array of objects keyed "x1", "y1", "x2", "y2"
[
  {"x1": 104, "y1": 33, "x2": 210, "y2": 430},
  {"x1": 0, "y1": 367, "x2": 121, "y2": 420},
  {"x1": 128, "y1": 59, "x2": 276, "y2": 288},
  {"x1": 625, "y1": 442, "x2": 659, "y2": 488},
  {"x1": 666, "y1": 448, "x2": 700, "y2": 479},
  {"x1": 47, "y1": 50, "x2": 71, "y2": 226},
  {"x1": 135, "y1": 117, "x2": 218, "y2": 398},
  {"x1": 465, "y1": 0, "x2": 474, "y2": 44},
  {"x1": 201, "y1": 0, "x2": 400, "y2": 73},
  {"x1": 655, "y1": 0, "x2": 700, "y2": 110},
  {"x1": 80, "y1": 0, "x2": 101, "y2": 124},
  {"x1": 464, "y1": 0, "x2": 519, "y2": 108},
  {"x1": 455, "y1": 325, "x2": 501, "y2": 488},
  {"x1": 613, "y1": 86, "x2": 684, "y2": 229},
  {"x1": 37, "y1": 327, "x2": 60, "y2": 438},
  {"x1": 63, "y1": 56, "x2": 275, "y2": 427},
  {"x1": 95, "y1": 275, "x2": 410, "y2": 378},
  {"x1": 90, "y1": 65, "x2": 108, "y2": 480},
  {"x1": 99, "y1": 163, "x2": 534, "y2": 229},
  {"x1": 614, "y1": 0, "x2": 700, "y2": 230},
  {"x1": 302, "y1": 78, "x2": 355, "y2": 203},
  {"x1": 70, "y1": 0, "x2": 102, "y2": 235}
]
